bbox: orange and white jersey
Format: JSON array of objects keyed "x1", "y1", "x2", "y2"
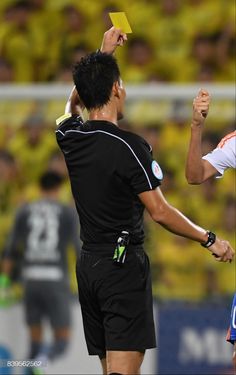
[{"x1": 202, "y1": 131, "x2": 236, "y2": 177}]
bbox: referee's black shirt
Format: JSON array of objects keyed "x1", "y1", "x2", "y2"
[{"x1": 56, "y1": 115, "x2": 162, "y2": 247}]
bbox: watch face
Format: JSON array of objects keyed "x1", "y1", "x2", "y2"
[
  {"x1": 204, "y1": 231, "x2": 216, "y2": 247},
  {"x1": 208, "y1": 231, "x2": 216, "y2": 243}
]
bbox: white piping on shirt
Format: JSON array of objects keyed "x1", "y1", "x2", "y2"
[
  {"x1": 56, "y1": 129, "x2": 65, "y2": 136},
  {"x1": 56, "y1": 128, "x2": 153, "y2": 189}
]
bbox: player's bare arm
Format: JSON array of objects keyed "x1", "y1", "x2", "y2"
[
  {"x1": 185, "y1": 89, "x2": 218, "y2": 184},
  {"x1": 0, "y1": 258, "x2": 14, "y2": 305},
  {"x1": 1, "y1": 258, "x2": 13, "y2": 275},
  {"x1": 139, "y1": 188, "x2": 235, "y2": 263}
]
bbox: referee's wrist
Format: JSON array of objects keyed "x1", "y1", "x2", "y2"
[{"x1": 201, "y1": 231, "x2": 216, "y2": 248}]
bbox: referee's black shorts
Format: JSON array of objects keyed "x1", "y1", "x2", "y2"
[{"x1": 76, "y1": 245, "x2": 156, "y2": 358}]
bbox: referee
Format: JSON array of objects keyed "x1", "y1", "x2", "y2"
[{"x1": 56, "y1": 27, "x2": 234, "y2": 375}]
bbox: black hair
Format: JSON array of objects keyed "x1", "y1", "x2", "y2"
[
  {"x1": 39, "y1": 171, "x2": 63, "y2": 191},
  {"x1": 72, "y1": 42, "x2": 90, "y2": 54},
  {"x1": 0, "y1": 58, "x2": 12, "y2": 69},
  {"x1": 193, "y1": 32, "x2": 220, "y2": 46},
  {"x1": 0, "y1": 150, "x2": 15, "y2": 164},
  {"x1": 11, "y1": 0, "x2": 31, "y2": 11},
  {"x1": 72, "y1": 51, "x2": 120, "y2": 110},
  {"x1": 128, "y1": 36, "x2": 151, "y2": 48}
]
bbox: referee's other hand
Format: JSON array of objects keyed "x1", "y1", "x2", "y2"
[
  {"x1": 209, "y1": 237, "x2": 235, "y2": 263},
  {"x1": 101, "y1": 26, "x2": 127, "y2": 55}
]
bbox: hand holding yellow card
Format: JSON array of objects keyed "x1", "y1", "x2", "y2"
[{"x1": 109, "y1": 12, "x2": 132, "y2": 34}]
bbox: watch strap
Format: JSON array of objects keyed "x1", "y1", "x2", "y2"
[{"x1": 201, "y1": 231, "x2": 216, "y2": 248}]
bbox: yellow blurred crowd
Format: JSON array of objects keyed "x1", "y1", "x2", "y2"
[
  {"x1": 0, "y1": 0, "x2": 235, "y2": 83},
  {"x1": 0, "y1": 0, "x2": 235, "y2": 302}
]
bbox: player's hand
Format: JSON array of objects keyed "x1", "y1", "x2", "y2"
[
  {"x1": 101, "y1": 26, "x2": 127, "y2": 54},
  {"x1": 0, "y1": 274, "x2": 12, "y2": 307},
  {"x1": 208, "y1": 237, "x2": 234, "y2": 263},
  {"x1": 192, "y1": 89, "x2": 210, "y2": 126}
]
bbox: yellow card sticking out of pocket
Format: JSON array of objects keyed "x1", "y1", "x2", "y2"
[{"x1": 109, "y1": 12, "x2": 132, "y2": 34}]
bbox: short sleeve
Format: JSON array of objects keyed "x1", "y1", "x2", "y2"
[
  {"x1": 203, "y1": 144, "x2": 235, "y2": 177},
  {"x1": 203, "y1": 132, "x2": 236, "y2": 177},
  {"x1": 226, "y1": 293, "x2": 236, "y2": 344},
  {"x1": 122, "y1": 136, "x2": 163, "y2": 195},
  {"x1": 55, "y1": 115, "x2": 84, "y2": 152},
  {"x1": 3, "y1": 206, "x2": 26, "y2": 258}
]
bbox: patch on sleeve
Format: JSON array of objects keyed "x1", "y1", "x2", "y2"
[
  {"x1": 56, "y1": 113, "x2": 72, "y2": 126},
  {"x1": 151, "y1": 160, "x2": 163, "y2": 180}
]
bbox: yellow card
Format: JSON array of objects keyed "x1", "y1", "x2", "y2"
[{"x1": 109, "y1": 12, "x2": 132, "y2": 34}]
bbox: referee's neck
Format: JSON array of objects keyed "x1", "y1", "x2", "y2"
[{"x1": 89, "y1": 104, "x2": 118, "y2": 126}]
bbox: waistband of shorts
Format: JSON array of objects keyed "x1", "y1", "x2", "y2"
[
  {"x1": 82, "y1": 242, "x2": 144, "y2": 255},
  {"x1": 22, "y1": 266, "x2": 63, "y2": 281}
]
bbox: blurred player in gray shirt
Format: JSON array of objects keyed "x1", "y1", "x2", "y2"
[{"x1": 0, "y1": 171, "x2": 80, "y2": 370}]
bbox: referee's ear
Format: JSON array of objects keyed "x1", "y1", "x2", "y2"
[{"x1": 113, "y1": 80, "x2": 122, "y2": 99}]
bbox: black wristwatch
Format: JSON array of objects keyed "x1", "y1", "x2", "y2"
[{"x1": 201, "y1": 231, "x2": 216, "y2": 248}]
